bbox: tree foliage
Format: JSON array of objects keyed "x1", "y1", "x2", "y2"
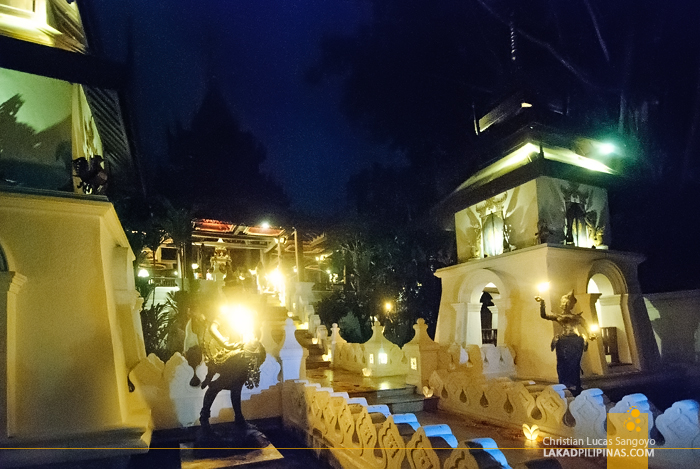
[
  {"x1": 312, "y1": 0, "x2": 700, "y2": 291},
  {"x1": 162, "y1": 83, "x2": 289, "y2": 221},
  {"x1": 316, "y1": 218, "x2": 454, "y2": 345}
]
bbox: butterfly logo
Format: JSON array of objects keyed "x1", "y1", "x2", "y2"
[{"x1": 523, "y1": 423, "x2": 540, "y2": 441}]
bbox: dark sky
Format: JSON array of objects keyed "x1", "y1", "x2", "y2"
[{"x1": 90, "y1": 0, "x2": 401, "y2": 215}]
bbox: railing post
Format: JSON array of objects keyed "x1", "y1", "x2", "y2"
[{"x1": 279, "y1": 318, "x2": 305, "y2": 381}]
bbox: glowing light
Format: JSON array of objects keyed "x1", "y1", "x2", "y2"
[
  {"x1": 261, "y1": 222, "x2": 270, "y2": 229},
  {"x1": 192, "y1": 263, "x2": 199, "y2": 270},
  {"x1": 384, "y1": 302, "x2": 393, "y2": 312},
  {"x1": 523, "y1": 423, "x2": 540, "y2": 441},
  {"x1": 369, "y1": 354, "x2": 374, "y2": 365},
  {"x1": 597, "y1": 142, "x2": 616, "y2": 155},
  {"x1": 287, "y1": 311, "x2": 294, "y2": 317},
  {"x1": 410, "y1": 357, "x2": 418, "y2": 370},
  {"x1": 217, "y1": 238, "x2": 224, "y2": 243},
  {"x1": 521, "y1": 102, "x2": 533, "y2": 108},
  {"x1": 362, "y1": 368, "x2": 372, "y2": 377},
  {"x1": 537, "y1": 282, "x2": 550, "y2": 293},
  {"x1": 173, "y1": 271, "x2": 179, "y2": 276},
  {"x1": 311, "y1": 338, "x2": 319, "y2": 345},
  {"x1": 378, "y1": 352, "x2": 388, "y2": 365},
  {"x1": 590, "y1": 324, "x2": 600, "y2": 333},
  {"x1": 322, "y1": 353, "x2": 332, "y2": 361},
  {"x1": 268, "y1": 268, "x2": 285, "y2": 293},
  {"x1": 220, "y1": 304, "x2": 255, "y2": 343},
  {"x1": 137, "y1": 269, "x2": 149, "y2": 278},
  {"x1": 422, "y1": 386, "x2": 434, "y2": 398}
]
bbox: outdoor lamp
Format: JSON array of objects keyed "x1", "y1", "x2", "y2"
[
  {"x1": 220, "y1": 304, "x2": 255, "y2": 343},
  {"x1": 596, "y1": 142, "x2": 616, "y2": 155},
  {"x1": 537, "y1": 282, "x2": 550, "y2": 293}
]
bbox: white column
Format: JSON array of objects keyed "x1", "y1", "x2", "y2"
[
  {"x1": 466, "y1": 302, "x2": 482, "y2": 345},
  {"x1": 278, "y1": 318, "x2": 305, "y2": 381},
  {"x1": 492, "y1": 298, "x2": 510, "y2": 347},
  {"x1": 0, "y1": 272, "x2": 27, "y2": 439},
  {"x1": 451, "y1": 302, "x2": 467, "y2": 346}
]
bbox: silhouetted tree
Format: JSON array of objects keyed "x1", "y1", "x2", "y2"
[{"x1": 162, "y1": 83, "x2": 288, "y2": 220}]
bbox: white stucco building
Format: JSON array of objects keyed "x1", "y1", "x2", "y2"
[
  {"x1": 1, "y1": 2, "x2": 150, "y2": 466},
  {"x1": 434, "y1": 91, "x2": 660, "y2": 382}
]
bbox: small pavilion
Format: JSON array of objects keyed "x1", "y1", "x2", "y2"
[{"x1": 433, "y1": 89, "x2": 660, "y2": 383}]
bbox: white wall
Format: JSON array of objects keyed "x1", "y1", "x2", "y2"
[{"x1": 0, "y1": 189, "x2": 149, "y2": 449}]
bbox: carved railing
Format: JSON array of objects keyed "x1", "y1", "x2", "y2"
[
  {"x1": 282, "y1": 380, "x2": 518, "y2": 469},
  {"x1": 129, "y1": 319, "x2": 304, "y2": 429},
  {"x1": 330, "y1": 320, "x2": 515, "y2": 383},
  {"x1": 428, "y1": 369, "x2": 700, "y2": 467}
]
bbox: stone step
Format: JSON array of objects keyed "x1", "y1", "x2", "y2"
[
  {"x1": 346, "y1": 385, "x2": 438, "y2": 414},
  {"x1": 295, "y1": 330, "x2": 331, "y2": 370},
  {"x1": 306, "y1": 360, "x2": 331, "y2": 370}
]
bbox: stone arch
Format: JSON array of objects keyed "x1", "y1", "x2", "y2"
[
  {"x1": 455, "y1": 269, "x2": 510, "y2": 346},
  {"x1": 585, "y1": 259, "x2": 634, "y2": 368},
  {"x1": 584, "y1": 259, "x2": 628, "y2": 295},
  {"x1": 458, "y1": 268, "x2": 509, "y2": 305}
]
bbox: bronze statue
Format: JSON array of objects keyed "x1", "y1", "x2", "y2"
[
  {"x1": 535, "y1": 291, "x2": 596, "y2": 395},
  {"x1": 198, "y1": 314, "x2": 266, "y2": 442},
  {"x1": 72, "y1": 155, "x2": 108, "y2": 194}
]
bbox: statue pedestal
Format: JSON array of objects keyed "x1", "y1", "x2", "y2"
[{"x1": 182, "y1": 423, "x2": 282, "y2": 467}]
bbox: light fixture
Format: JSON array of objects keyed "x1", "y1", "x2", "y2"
[
  {"x1": 137, "y1": 269, "x2": 149, "y2": 278},
  {"x1": 521, "y1": 102, "x2": 533, "y2": 108},
  {"x1": 191, "y1": 263, "x2": 199, "y2": 270},
  {"x1": 220, "y1": 304, "x2": 255, "y2": 343},
  {"x1": 537, "y1": 282, "x2": 550, "y2": 293},
  {"x1": 385, "y1": 301, "x2": 393, "y2": 312},
  {"x1": 596, "y1": 142, "x2": 616, "y2": 155},
  {"x1": 261, "y1": 222, "x2": 270, "y2": 229},
  {"x1": 590, "y1": 324, "x2": 600, "y2": 334}
]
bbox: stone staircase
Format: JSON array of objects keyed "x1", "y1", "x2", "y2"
[
  {"x1": 347, "y1": 384, "x2": 438, "y2": 414},
  {"x1": 295, "y1": 329, "x2": 330, "y2": 370}
]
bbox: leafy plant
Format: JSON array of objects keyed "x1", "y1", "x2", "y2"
[{"x1": 140, "y1": 302, "x2": 172, "y2": 361}]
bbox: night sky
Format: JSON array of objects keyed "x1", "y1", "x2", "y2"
[
  {"x1": 90, "y1": 0, "x2": 396, "y2": 215},
  {"x1": 88, "y1": 0, "x2": 700, "y2": 231}
]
